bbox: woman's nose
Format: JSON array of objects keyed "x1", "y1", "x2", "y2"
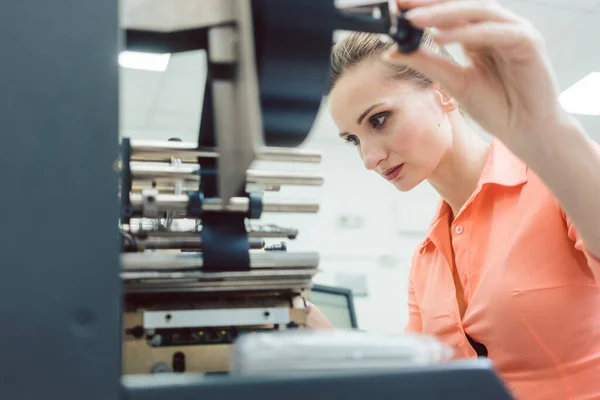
[{"x1": 361, "y1": 141, "x2": 386, "y2": 171}]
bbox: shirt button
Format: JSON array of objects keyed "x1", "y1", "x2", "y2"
[{"x1": 455, "y1": 225, "x2": 464, "y2": 235}]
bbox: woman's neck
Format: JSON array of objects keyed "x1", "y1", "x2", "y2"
[{"x1": 427, "y1": 113, "x2": 490, "y2": 218}]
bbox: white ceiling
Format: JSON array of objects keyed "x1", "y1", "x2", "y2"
[{"x1": 120, "y1": 0, "x2": 600, "y2": 144}]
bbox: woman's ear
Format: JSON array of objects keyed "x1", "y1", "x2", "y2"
[{"x1": 433, "y1": 85, "x2": 458, "y2": 112}]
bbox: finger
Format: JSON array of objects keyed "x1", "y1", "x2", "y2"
[
  {"x1": 382, "y1": 44, "x2": 469, "y2": 101},
  {"x1": 404, "y1": 1, "x2": 519, "y2": 30},
  {"x1": 398, "y1": 0, "x2": 488, "y2": 11},
  {"x1": 432, "y1": 21, "x2": 535, "y2": 48},
  {"x1": 395, "y1": 0, "x2": 467, "y2": 30},
  {"x1": 398, "y1": 0, "x2": 452, "y2": 9}
]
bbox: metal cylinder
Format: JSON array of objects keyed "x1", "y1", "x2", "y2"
[
  {"x1": 255, "y1": 147, "x2": 321, "y2": 163},
  {"x1": 245, "y1": 183, "x2": 281, "y2": 193},
  {"x1": 120, "y1": 251, "x2": 320, "y2": 271},
  {"x1": 129, "y1": 194, "x2": 319, "y2": 214},
  {"x1": 131, "y1": 181, "x2": 197, "y2": 193},
  {"x1": 121, "y1": 222, "x2": 298, "y2": 239},
  {"x1": 123, "y1": 236, "x2": 265, "y2": 251},
  {"x1": 129, "y1": 140, "x2": 214, "y2": 162},
  {"x1": 129, "y1": 162, "x2": 323, "y2": 186},
  {"x1": 131, "y1": 181, "x2": 281, "y2": 194},
  {"x1": 129, "y1": 139, "x2": 321, "y2": 163},
  {"x1": 246, "y1": 170, "x2": 323, "y2": 186},
  {"x1": 130, "y1": 163, "x2": 199, "y2": 181}
]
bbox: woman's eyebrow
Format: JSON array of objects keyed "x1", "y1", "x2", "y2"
[
  {"x1": 357, "y1": 102, "x2": 384, "y2": 125},
  {"x1": 339, "y1": 102, "x2": 386, "y2": 138}
]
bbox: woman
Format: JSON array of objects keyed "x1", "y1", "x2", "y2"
[{"x1": 309, "y1": 1, "x2": 600, "y2": 399}]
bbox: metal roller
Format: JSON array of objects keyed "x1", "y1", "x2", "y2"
[
  {"x1": 123, "y1": 280, "x2": 313, "y2": 294},
  {"x1": 246, "y1": 170, "x2": 323, "y2": 186},
  {"x1": 131, "y1": 181, "x2": 281, "y2": 194},
  {"x1": 129, "y1": 162, "x2": 323, "y2": 186},
  {"x1": 245, "y1": 183, "x2": 281, "y2": 193},
  {"x1": 254, "y1": 147, "x2": 321, "y2": 163},
  {"x1": 120, "y1": 251, "x2": 320, "y2": 271},
  {"x1": 129, "y1": 194, "x2": 319, "y2": 214},
  {"x1": 122, "y1": 223, "x2": 298, "y2": 239},
  {"x1": 122, "y1": 268, "x2": 316, "y2": 281},
  {"x1": 123, "y1": 236, "x2": 265, "y2": 251},
  {"x1": 129, "y1": 139, "x2": 321, "y2": 163},
  {"x1": 131, "y1": 181, "x2": 197, "y2": 193},
  {"x1": 130, "y1": 162, "x2": 199, "y2": 181}
]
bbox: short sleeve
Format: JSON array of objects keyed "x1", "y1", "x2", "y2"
[
  {"x1": 562, "y1": 209, "x2": 600, "y2": 282},
  {"x1": 559, "y1": 137, "x2": 600, "y2": 282},
  {"x1": 405, "y1": 277, "x2": 423, "y2": 333},
  {"x1": 404, "y1": 251, "x2": 423, "y2": 333}
]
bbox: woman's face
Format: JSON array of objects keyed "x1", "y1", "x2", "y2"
[{"x1": 328, "y1": 60, "x2": 456, "y2": 192}]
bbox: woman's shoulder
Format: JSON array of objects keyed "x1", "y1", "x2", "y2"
[{"x1": 409, "y1": 169, "x2": 570, "y2": 267}]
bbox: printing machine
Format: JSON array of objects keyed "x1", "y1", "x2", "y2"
[
  {"x1": 1, "y1": 0, "x2": 514, "y2": 399},
  {"x1": 119, "y1": 138, "x2": 321, "y2": 375}
]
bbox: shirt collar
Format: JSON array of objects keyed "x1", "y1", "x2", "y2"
[
  {"x1": 477, "y1": 138, "x2": 528, "y2": 188},
  {"x1": 419, "y1": 138, "x2": 528, "y2": 253}
]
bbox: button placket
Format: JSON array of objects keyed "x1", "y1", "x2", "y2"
[{"x1": 452, "y1": 222, "x2": 469, "y2": 305}]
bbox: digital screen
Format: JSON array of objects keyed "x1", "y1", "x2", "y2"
[{"x1": 309, "y1": 285, "x2": 357, "y2": 329}]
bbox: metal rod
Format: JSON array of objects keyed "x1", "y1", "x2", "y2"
[
  {"x1": 122, "y1": 269, "x2": 316, "y2": 281},
  {"x1": 129, "y1": 194, "x2": 319, "y2": 214},
  {"x1": 122, "y1": 223, "x2": 298, "y2": 239},
  {"x1": 120, "y1": 251, "x2": 320, "y2": 271},
  {"x1": 129, "y1": 139, "x2": 321, "y2": 163},
  {"x1": 246, "y1": 170, "x2": 323, "y2": 186},
  {"x1": 123, "y1": 236, "x2": 265, "y2": 251},
  {"x1": 129, "y1": 162, "x2": 323, "y2": 186},
  {"x1": 131, "y1": 181, "x2": 281, "y2": 193},
  {"x1": 130, "y1": 163, "x2": 199, "y2": 181},
  {"x1": 245, "y1": 183, "x2": 282, "y2": 193},
  {"x1": 120, "y1": 228, "x2": 201, "y2": 237},
  {"x1": 123, "y1": 280, "x2": 312, "y2": 294},
  {"x1": 131, "y1": 181, "x2": 198, "y2": 193},
  {"x1": 255, "y1": 147, "x2": 321, "y2": 163}
]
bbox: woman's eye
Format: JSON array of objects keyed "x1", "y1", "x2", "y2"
[
  {"x1": 345, "y1": 135, "x2": 359, "y2": 146},
  {"x1": 369, "y1": 112, "x2": 389, "y2": 130}
]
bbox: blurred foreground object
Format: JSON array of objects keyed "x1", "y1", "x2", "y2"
[{"x1": 230, "y1": 330, "x2": 455, "y2": 374}]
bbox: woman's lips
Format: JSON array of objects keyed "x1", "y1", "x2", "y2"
[{"x1": 384, "y1": 164, "x2": 404, "y2": 181}]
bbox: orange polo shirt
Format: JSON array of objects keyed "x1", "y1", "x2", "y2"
[{"x1": 406, "y1": 138, "x2": 600, "y2": 400}]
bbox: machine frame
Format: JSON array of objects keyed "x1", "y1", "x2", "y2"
[{"x1": 0, "y1": 1, "x2": 122, "y2": 399}]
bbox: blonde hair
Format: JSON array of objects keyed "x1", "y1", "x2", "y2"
[{"x1": 328, "y1": 29, "x2": 457, "y2": 93}]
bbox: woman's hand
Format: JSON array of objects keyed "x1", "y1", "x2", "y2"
[
  {"x1": 305, "y1": 301, "x2": 335, "y2": 330},
  {"x1": 384, "y1": 0, "x2": 568, "y2": 151},
  {"x1": 384, "y1": 0, "x2": 600, "y2": 266}
]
